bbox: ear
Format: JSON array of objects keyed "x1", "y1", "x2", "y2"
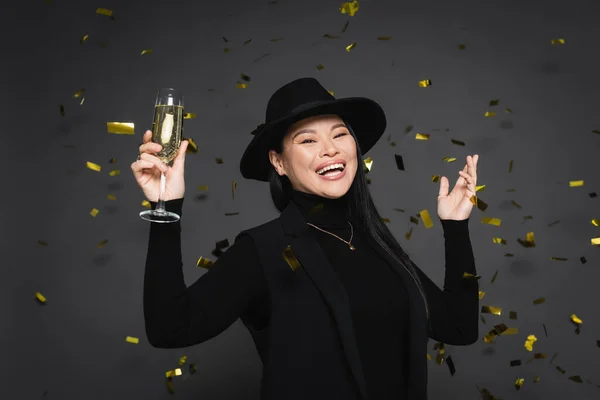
[{"x1": 268, "y1": 150, "x2": 286, "y2": 176}]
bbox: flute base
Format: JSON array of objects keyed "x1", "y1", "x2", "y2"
[{"x1": 139, "y1": 209, "x2": 180, "y2": 223}]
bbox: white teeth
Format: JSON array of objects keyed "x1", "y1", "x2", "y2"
[{"x1": 316, "y1": 163, "x2": 345, "y2": 175}]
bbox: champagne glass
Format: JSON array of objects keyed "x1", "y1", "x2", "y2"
[{"x1": 139, "y1": 88, "x2": 184, "y2": 223}]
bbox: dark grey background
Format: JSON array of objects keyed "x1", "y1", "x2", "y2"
[{"x1": 3, "y1": 0, "x2": 599, "y2": 399}]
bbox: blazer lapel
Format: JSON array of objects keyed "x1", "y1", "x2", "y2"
[{"x1": 280, "y1": 202, "x2": 370, "y2": 400}]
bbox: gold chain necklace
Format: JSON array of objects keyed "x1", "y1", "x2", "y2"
[{"x1": 306, "y1": 221, "x2": 356, "y2": 250}]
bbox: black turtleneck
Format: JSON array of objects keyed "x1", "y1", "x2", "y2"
[{"x1": 144, "y1": 190, "x2": 475, "y2": 400}]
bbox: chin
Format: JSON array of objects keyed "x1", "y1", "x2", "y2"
[{"x1": 312, "y1": 174, "x2": 354, "y2": 199}]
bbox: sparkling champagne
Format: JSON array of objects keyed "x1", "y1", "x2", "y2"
[{"x1": 151, "y1": 104, "x2": 184, "y2": 163}]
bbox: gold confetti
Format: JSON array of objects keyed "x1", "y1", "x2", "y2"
[
  {"x1": 592, "y1": 237, "x2": 600, "y2": 246},
  {"x1": 215, "y1": 158, "x2": 224, "y2": 164},
  {"x1": 492, "y1": 237, "x2": 507, "y2": 245},
  {"x1": 550, "y1": 257, "x2": 568, "y2": 261},
  {"x1": 394, "y1": 154, "x2": 404, "y2": 171},
  {"x1": 107, "y1": 194, "x2": 116, "y2": 201},
  {"x1": 108, "y1": 170, "x2": 120, "y2": 177},
  {"x1": 345, "y1": 42, "x2": 357, "y2": 51},
  {"x1": 165, "y1": 368, "x2": 182, "y2": 378},
  {"x1": 533, "y1": 297, "x2": 546, "y2": 305},
  {"x1": 183, "y1": 112, "x2": 196, "y2": 119},
  {"x1": 450, "y1": 138, "x2": 465, "y2": 146},
  {"x1": 592, "y1": 130, "x2": 600, "y2": 135},
  {"x1": 141, "y1": 49, "x2": 153, "y2": 55},
  {"x1": 196, "y1": 256, "x2": 214, "y2": 269},
  {"x1": 551, "y1": 38, "x2": 565, "y2": 45},
  {"x1": 80, "y1": 34, "x2": 89, "y2": 44},
  {"x1": 60, "y1": 104, "x2": 65, "y2": 116},
  {"x1": 463, "y1": 272, "x2": 481, "y2": 280},
  {"x1": 482, "y1": 217, "x2": 501, "y2": 226},
  {"x1": 524, "y1": 335, "x2": 537, "y2": 351},
  {"x1": 381, "y1": 218, "x2": 390, "y2": 223},
  {"x1": 341, "y1": 21, "x2": 349, "y2": 33},
  {"x1": 490, "y1": 270, "x2": 499, "y2": 284},
  {"x1": 431, "y1": 175, "x2": 440, "y2": 182},
  {"x1": 96, "y1": 8, "x2": 113, "y2": 16},
  {"x1": 340, "y1": 1, "x2": 359, "y2": 16},
  {"x1": 125, "y1": 336, "x2": 139, "y2": 344},
  {"x1": 570, "y1": 314, "x2": 582, "y2": 325},
  {"x1": 443, "y1": 157, "x2": 456, "y2": 163},
  {"x1": 478, "y1": 291, "x2": 485, "y2": 299},
  {"x1": 316, "y1": 64, "x2": 325, "y2": 70},
  {"x1": 568, "y1": 376, "x2": 583, "y2": 383},
  {"x1": 38, "y1": 240, "x2": 48, "y2": 246},
  {"x1": 197, "y1": 185, "x2": 209, "y2": 191},
  {"x1": 243, "y1": 38, "x2": 252, "y2": 45},
  {"x1": 35, "y1": 292, "x2": 47, "y2": 304},
  {"x1": 591, "y1": 218, "x2": 599, "y2": 227},
  {"x1": 86, "y1": 161, "x2": 101, "y2": 172},
  {"x1": 323, "y1": 34, "x2": 340, "y2": 39},
  {"x1": 224, "y1": 48, "x2": 231, "y2": 53},
  {"x1": 506, "y1": 108, "x2": 513, "y2": 113},
  {"x1": 405, "y1": 227, "x2": 413, "y2": 240},
  {"x1": 377, "y1": 36, "x2": 392, "y2": 40},
  {"x1": 517, "y1": 232, "x2": 536, "y2": 248},
  {"x1": 327, "y1": 90, "x2": 335, "y2": 96},
  {"x1": 515, "y1": 378, "x2": 525, "y2": 390},
  {"x1": 97, "y1": 239, "x2": 108, "y2": 248},
  {"x1": 418, "y1": 79, "x2": 431, "y2": 87},
  {"x1": 282, "y1": 245, "x2": 301, "y2": 271},
  {"x1": 508, "y1": 159, "x2": 514, "y2": 172},
  {"x1": 363, "y1": 157, "x2": 373, "y2": 172},
  {"x1": 481, "y1": 305, "x2": 502, "y2": 315},
  {"x1": 232, "y1": 180, "x2": 237, "y2": 200},
  {"x1": 240, "y1": 73, "x2": 251, "y2": 82},
  {"x1": 166, "y1": 377, "x2": 175, "y2": 394},
  {"x1": 236, "y1": 82, "x2": 247, "y2": 89},
  {"x1": 419, "y1": 209, "x2": 433, "y2": 229},
  {"x1": 569, "y1": 180, "x2": 584, "y2": 187},
  {"x1": 90, "y1": 208, "x2": 99, "y2": 217},
  {"x1": 185, "y1": 137, "x2": 198, "y2": 153},
  {"x1": 415, "y1": 133, "x2": 430, "y2": 140},
  {"x1": 458, "y1": 44, "x2": 466, "y2": 50},
  {"x1": 489, "y1": 99, "x2": 499, "y2": 106},
  {"x1": 484, "y1": 111, "x2": 496, "y2": 117},
  {"x1": 179, "y1": 356, "x2": 187, "y2": 366},
  {"x1": 141, "y1": 200, "x2": 151, "y2": 209},
  {"x1": 107, "y1": 122, "x2": 134, "y2": 135},
  {"x1": 269, "y1": 37, "x2": 284, "y2": 42}
]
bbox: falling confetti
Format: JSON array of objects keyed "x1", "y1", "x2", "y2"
[
  {"x1": 283, "y1": 245, "x2": 301, "y2": 271},
  {"x1": 35, "y1": 292, "x2": 47, "y2": 304},
  {"x1": 141, "y1": 49, "x2": 154, "y2": 55},
  {"x1": 339, "y1": 1, "x2": 359, "y2": 16},
  {"x1": 107, "y1": 122, "x2": 135, "y2": 135},
  {"x1": 345, "y1": 42, "x2": 357, "y2": 51},
  {"x1": 86, "y1": 162, "x2": 101, "y2": 172},
  {"x1": 418, "y1": 79, "x2": 431, "y2": 87},
  {"x1": 125, "y1": 336, "x2": 139, "y2": 344},
  {"x1": 551, "y1": 38, "x2": 565, "y2": 45}
]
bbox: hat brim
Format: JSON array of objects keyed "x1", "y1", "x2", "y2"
[{"x1": 240, "y1": 97, "x2": 386, "y2": 182}]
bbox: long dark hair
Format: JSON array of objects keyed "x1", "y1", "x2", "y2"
[{"x1": 267, "y1": 120, "x2": 431, "y2": 320}]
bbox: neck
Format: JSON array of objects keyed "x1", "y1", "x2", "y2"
[{"x1": 290, "y1": 189, "x2": 350, "y2": 228}]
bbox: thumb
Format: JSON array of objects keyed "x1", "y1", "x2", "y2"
[{"x1": 438, "y1": 176, "x2": 449, "y2": 197}]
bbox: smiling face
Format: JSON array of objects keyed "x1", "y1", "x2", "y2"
[{"x1": 268, "y1": 114, "x2": 358, "y2": 199}]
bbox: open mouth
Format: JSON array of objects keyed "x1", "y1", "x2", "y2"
[{"x1": 316, "y1": 163, "x2": 346, "y2": 177}]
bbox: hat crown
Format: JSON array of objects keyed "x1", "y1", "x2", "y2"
[{"x1": 266, "y1": 77, "x2": 334, "y2": 122}]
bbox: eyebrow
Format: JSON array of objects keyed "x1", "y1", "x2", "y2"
[{"x1": 291, "y1": 123, "x2": 347, "y2": 139}]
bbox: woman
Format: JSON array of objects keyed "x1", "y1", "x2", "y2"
[{"x1": 131, "y1": 77, "x2": 480, "y2": 400}]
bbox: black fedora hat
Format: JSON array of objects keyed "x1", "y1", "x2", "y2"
[{"x1": 239, "y1": 77, "x2": 387, "y2": 182}]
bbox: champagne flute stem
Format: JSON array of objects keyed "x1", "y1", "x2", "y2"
[{"x1": 155, "y1": 172, "x2": 167, "y2": 213}]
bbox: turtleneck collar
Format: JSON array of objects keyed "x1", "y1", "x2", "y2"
[{"x1": 290, "y1": 189, "x2": 351, "y2": 228}]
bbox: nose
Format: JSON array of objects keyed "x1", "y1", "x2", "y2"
[{"x1": 319, "y1": 137, "x2": 340, "y2": 158}]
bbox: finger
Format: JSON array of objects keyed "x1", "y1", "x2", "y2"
[
  {"x1": 173, "y1": 140, "x2": 188, "y2": 168},
  {"x1": 438, "y1": 176, "x2": 449, "y2": 196},
  {"x1": 131, "y1": 159, "x2": 155, "y2": 173},
  {"x1": 459, "y1": 171, "x2": 476, "y2": 192},
  {"x1": 139, "y1": 141, "x2": 162, "y2": 155},
  {"x1": 142, "y1": 130, "x2": 152, "y2": 144},
  {"x1": 139, "y1": 153, "x2": 168, "y2": 172}
]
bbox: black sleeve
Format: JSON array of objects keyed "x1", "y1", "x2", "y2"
[
  {"x1": 143, "y1": 198, "x2": 268, "y2": 348},
  {"x1": 412, "y1": 218, "x2": 479, "y2": 345}
]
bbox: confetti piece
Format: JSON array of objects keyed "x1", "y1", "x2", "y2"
[
  {"x1": 446, "y1": 355, "x2": 456, "y2": 376},
  {"x1": 224, "y1": 48, "x2": 231, "y2": 53},
  {"x1": 316, "y1": 64, "x2": 325, "y2": 70},
  {"x1": 196, "y1": 256, "x2": 214, "y2": 269},
  {"x1": 60, "y1": 104, "x2": 65, "y2": 116},
  {"x1": 492, "y1": 237, "x2": 507, "y2": 244},
  {"x1": 97, "y1": 239, "x2": 108, "y2": 248},
  {"x1": 591, "y1": 218, "x2": 599, "y2": 227},
  {"x1": 450, "y1": 138, "x2": 465, "y2": 146},
  {"x1": 419, "y1": 209, "x2": 433, "y2": 228},
  {"x1": 142, "y1": 200, "x2": 151, "y2": 209},
  {"x1": 418, "y1": 79, "x2": 431, "y2": 87},
  {"x1": 443, "y1": 157, "x2": 456, "y2": 163},
  {"x1": 90, "y1": 208, "x2": 99, "y2": 217},
  {"x1": 509, "y1": 311, "x2": 518, "y2": 320},
  {"x1": 592, "y1": 237, "x2": 600, "y2": 246},
  {"x1": 108, "y1": 170, "x2": 120, "y2": 177},
  {"x1": 179, "y1": 356, "x2": 187, "y2": 366},
  {"x1": 243, "y1": 38, "x2": 252, "y2": 45},
  {"x1": 224, "y1": 212, "x2": 239, "y2": 216},
  {"x1": 377, "y1": 36, "x2": 392, "y2": 40},
  {"x1": 404, "y1": 125, "x2": 414, "y2": 135},
  {"x1": 345, "y1": 42, "x2": 357, "y2": 51},
  {"x1": 323, "y1": 34, "x2": 340, "y2": 39},
  {"x1": 405, "y1": 227, "x2": 413, "y2": 240},
  {"x1": 550, "y1": 257, "x2": 568, "y2": 261},
  {"x1": 556, "y1": 366, "x2": 566, "y2": 374},
  {"x1": 478, "y1": 291, "x2": 485, "y2": 299},
  {"x1": 517, "y1": 232, "x2": 536, "y2": 248},
  {"x1": 197, "y1": 185, "x2": 208, "y2": 191},
  {"x1": 86, "y1": 162, "x2": 101, "y2": 172},
  {"x1": 510, "y1": 360, "x2": 522, "y2": 367},
  {"x1": 569, "y1": 180, "x2": 584, "y2": 187},
  {"x1": 80, "y1": 34, "x2": 89, "y2": 44},
  {"x1": 35, "y1": 292, "x2": 47, "y2": 304},
  {"x1": 394, "y1": 155, "x2": 404, "y2": 171},
  {"x1": 341, "y1": 21, "x2": 349, "y2": 33},
  {"x1": 415, "y1": 133, "x2": 429, "y2": 140},
  {"x1": 484, "y1": 111, "x2": 496, "y2": 117},
  {"x1": 327, "y1": 90, "x2": 335, "y2": 96},
  {"x1": 505, "y1": 108, "x2": 513, "y2": 113},
  {"x1": 96, "y1": 8, "x2": 113, "y2": 17},
  {"x1": 481, "y1": 217, "x2": 501, "y2": 226},
  {"x1": 125, "y1": 336, "x2": 139, "y2": 344},
  {"x1": 551, "y1": 38, "x2": 565, "y2": 45},
  {"x1": 340, "y1": 1, "x2": 359, "y2": 16},
  {"x1": 141, "y1": 49, "x2": 154, "y2": 55},
  {"x1": 232, "y1": 180, "x2": 237, "y2": 200},
  {"x1": 107, "y1": 122, "x2": 134, "y2": 135},
  {"x1": 463, "y1": 272, "x2": 481, "y2": 280},
  {"x1": 458, "y1": 44, "x2": 466, "y2": 50},
  {"x1": 269, "y1": 37, "x2": 284, "y2": 42},
  {"x1": 166, "y1": 377, "x2": 175, "y2": 394},
  {"x1": 524, "y1": 334, "x2": 537, "y2": 351},
  {"x1": 570, "y1": 314, "x2": 582, "y2": 325},
  {"x1": 185, "y1": 137, "x2": 198, "y2": 153},
  {"x1": 211, "y1": 239, "x2": 230, "y2": 258},
  {"x1": 189, "y1": 364, "x2": 197, "y2": 373},
  {"x1": 508, "y1": 160, "x2": 514, "y2": 172},
  {"x1": 489, "y1": 99, "x2": 499, "y2": 106},
  {"x1": 240, "y1": 73, "x2": 251, "y2": 82},
  {"x1": 490, "y1": 270, "x2": 499, "y2": 284},
  {"x1": 183, "y1": 112, "x2": 196, "y2": 119},
  {"x1": 481, "y1": 305, "x2": 502, "y2": 315},
  {"x1": 283, "y1": 245, "x2": 301, "y2": 271},
  {"x1": 107, "y1": 194, "x2": 116, "y2": 200},
  {"x1": 533, "y1": 297, "x2": 546, "y2": 305},
  {"x1": 363, "y1": 157, "x2": 373, "y2": 172},
  {"x1": 431, "y1": 175, "x2": 440, "y2": 183},
  {"x1": 236, "y1": 82, "x2": 247, "y2": 89},
  {"x1": 165, "y1": 368, "x2": 182, "y2": 378},
  {"x1": 38, "y1": 240, "x2": 48, "y2": 246},
  {"x1": 568, "y1": 376, "x2": 583, "y2": 383},
  {"x1": 515, "y1": 378, "x2": 525, "y2": 390},
  {"x1": 215, "y1": 158, "x2": 224, "y2": 164},
  {"x1": 592, "y1": 130, "x2": 600, "y2": 135}
]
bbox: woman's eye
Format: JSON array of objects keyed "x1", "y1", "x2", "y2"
[
  {"x1": 301, "y1": 139, "x2": 315, "y2": 144},
  {"x1": 335, "y1": 132, "x2": 348, "y2": 138}
]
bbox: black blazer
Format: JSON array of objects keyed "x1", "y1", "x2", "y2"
[{"x1": 235, "y1": 201, "x2": 479, "y2": 400}]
